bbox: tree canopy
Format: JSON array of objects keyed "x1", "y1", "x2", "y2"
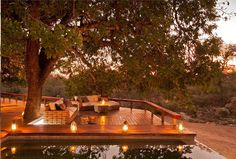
[{"x1": 1, "y1": 0, "x2": 226, "y2": 121}]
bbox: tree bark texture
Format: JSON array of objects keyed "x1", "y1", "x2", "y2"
[{"x1": 23, "y1": 1, "x2": 57, "y2": 122}]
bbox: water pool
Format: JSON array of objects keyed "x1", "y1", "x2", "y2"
[{"x1": 1, "y1": 140, "x2": 226, "y2": 159}]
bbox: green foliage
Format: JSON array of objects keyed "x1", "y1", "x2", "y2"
[
  {"x1": 1, "y1": 56, "x2": 26, "y2": 84},
  {"x1": 65, "y1": 65, "x2": 120, "y2": 96},
  {"x1": 42, "y1": 76, "x2": 66, "y2": 97}
]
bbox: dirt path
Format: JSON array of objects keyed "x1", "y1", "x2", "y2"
[{"x1": 184, "y1": 121, "x2": 236, "y2": 159}]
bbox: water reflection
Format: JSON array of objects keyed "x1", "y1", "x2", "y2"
[{"x1": 1, "y1": 142, "x2": 225, "y2": 159}]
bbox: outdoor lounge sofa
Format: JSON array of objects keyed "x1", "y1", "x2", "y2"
[{"x1": 44, "y1": 99, "x2": 79, "y2": 125}]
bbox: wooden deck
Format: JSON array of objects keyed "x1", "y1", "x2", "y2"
[
  {"x1": 1, "y1": 98, "x2": 196, "y2": 144},
  {"x1": 77, "y1": 108, "x2": 166, "y2": 126}
]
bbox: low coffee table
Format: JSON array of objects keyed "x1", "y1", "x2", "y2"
[{"x1": 94, "y1": 104, "x2": 109, "y2": 113}]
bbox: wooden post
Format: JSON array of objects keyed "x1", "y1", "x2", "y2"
[
  {"x1": 15, "y1": 97, "x2": 18, "y2": 104},
  {"x1": 161, "y1": 112, "x2": 165, "y2": 125},
  {"x1": 151, "y1": 112, "x2": 154, "y2": 125},
  {"x1": 130, "y1": 102, "x2": 133, "y2": 112}
]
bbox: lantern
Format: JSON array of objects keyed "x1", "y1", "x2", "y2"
[
  {"x1": 11, "y1": 147, "x2": 16, "y2": 154},
  {"x1": 11, "y1": 122, "x2": 17, "y2": 131},
  {"x1": 70, "y1": 121, "x2": 78, "y2": 133},
  {"x1": 122, "y1": 121, "x2": 128, "y2": 133},
  {"x1": 101, "y1": 99, "x2": 105, "y2": 105},
  {"x1": 178, "y1": 123, "x2": 184, "y2": 133}
]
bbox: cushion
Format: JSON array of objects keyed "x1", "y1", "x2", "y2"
[
  {"x1": 55, "y1": 104, "x2": 61, "y2": 110},
  {"x1": 45, "y1": 104, "x2": 50, "y2": 111},
  {"x1": 81, "y1": 96, "x2": 89, "y2": 103},
  {"x1": 60, "y1": 103, "x2": 66, "y2": 110},
  {"x1": 63, "y1": 99, "x2": 72, "y2": 107},
  {"x1": 55, "y1": 98, "x2": 64, "y2": 105},
  {"x1": 87, "y1": 95, "x2": 100, "y2": 102},
  {"x1": 101, "y1": 96, "x2": 109, "y2": 101},
  {"x1": 49, "y1": 103, "x2": 56, "y2": 111}
]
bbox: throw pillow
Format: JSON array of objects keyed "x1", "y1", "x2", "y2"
[
  {"x1": 55, "y1": 103, "x2": 61, "y2": 110},
  {"x1": 45, "y1": 104, "x2": 50, "y2": 111},
  {"x1": 49, "y1": 103, "x2": 56, "y2": 111},
  {"x1": 63, "y1": 99, "x2": 72, "y2": 107},
  {"x1": 59, "y1": 103, "x2": 66, "y2": 110},
  {"x1": 81, "y1": 96, "x2": 89, "y2": 102}
]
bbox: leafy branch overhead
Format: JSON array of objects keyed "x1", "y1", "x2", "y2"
[{"x1": 2, "y1": 0, "x2": 228, "y2": 91}]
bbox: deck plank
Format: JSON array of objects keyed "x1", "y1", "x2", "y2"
[{"x1": 76, "y1": 108, "x2": 164, "y2": 126}]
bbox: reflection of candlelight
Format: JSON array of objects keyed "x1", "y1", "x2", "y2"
[
  {"x1": 177, "y1": 145, "x2": 183, "y2": 153},
  {"x1": 122, "y1": 121, "x2": 128, "y2": 133},
  {"x1": 69, "y1": 145, "x2": 77, "y2": 154},
  {"x1": 122, "y1": 145, "x2": 128, "y2": 152},
  {"x1": 11, "y1": 147, "x2": 16, "y2": 154},
  {"x1": 22, "y1": 111, "x2": 24, "y2": 116},
  {"x1": 99, "y1": 116, "x2": 106, "y2": 125}
]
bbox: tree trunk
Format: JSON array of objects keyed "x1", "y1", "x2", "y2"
[
  {"x1": 23, "y1": 0, "x2": 58, "y2": 123},
  {"x1": 23, "y1": 38, "x2": 57, "y2": 123},
  {"x1": 24, "y1": 80, "x2": 43, "y2": 122},
  {"x1": 23, "y1": 39, "x2": 42, "y2": 122}
]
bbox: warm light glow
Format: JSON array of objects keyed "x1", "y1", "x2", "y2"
[
  {"x1": 122, "y1": 121, "x2": 128, "y2": 133},
  {"x1": 99, "y1": 116, "x2": 106, "y2": 125},
  {"x1": 11, "y1": 122, "x2": 17, "y2": 131},
  {"x1": 70, "y1": 121, "x2": 77, "y2": 133},
  {"x1": 178, "y1": 123, "x2": 184, "y2": 133},
  {"x1": 69, "y1": 145, "x2": 77, "y2": 154},
  {"x1": 122, "y1": 145, "x2": 129, "y2": 152},
  {"x1": 11, "y1": 147, "x2": 16, "y2": 154},
  {"x1": 101, "y1": 99, "x2": 105, "y2": 105},
  {"x1": 177, "y1": 145, "x2": 183, "y2": 153},
  {"x1": 22, "y1": 112, "x2": 24, "y2": 116},
  {"x1": 74, "y1": 96, "x2": 78, "y2": 101}
]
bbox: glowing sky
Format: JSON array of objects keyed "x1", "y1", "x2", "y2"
[{"x1": 216, "y1": 0, "x2": 236, "y2": 44}]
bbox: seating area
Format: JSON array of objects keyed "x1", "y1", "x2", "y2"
[
  {"x1": 42, "y1": 95, "x2": 120, "y2": 125},
  {"x1": 79, "y1": 95, "x2": 120, "y2": 111}
]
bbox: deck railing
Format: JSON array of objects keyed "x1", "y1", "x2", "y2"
[
  {"x1": 1, "y1": 92, "x2": 60, "y2": 105},
  {"x1": 1, "y1": 93, "x2": 181, "y2": 126},
  {"x1": 109, "y1": 97, "x2": 181, "y2": 126}
]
